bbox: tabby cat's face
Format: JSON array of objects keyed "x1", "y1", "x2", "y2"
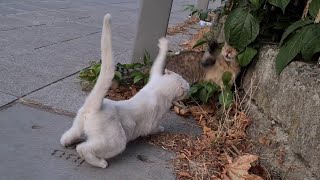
[{"x1": 221, "y1": 43, "x2": 238, "y2": 62}]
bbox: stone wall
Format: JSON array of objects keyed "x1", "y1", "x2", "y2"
[{"x1": 243, "y1": 45, "x2": 320, "y2": 179}]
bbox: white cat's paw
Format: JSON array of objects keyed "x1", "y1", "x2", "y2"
[
  {"x1": 60, "y1": 133, "x2": 71, "y2": 147},
  {"x1": 159, "y1": 126, "x2": 165, "y2": 133},
  {"x1": 158, "y1": 37, "x2": 168, "y2": 50},
  {"x1": 97, "y1": 160, "x2": 108, "y2": 168}
]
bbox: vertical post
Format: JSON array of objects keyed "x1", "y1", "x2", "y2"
[
  {"x1": 196, "y1": 0, "x2": 209, "y2": 11},
  {"x1": 131, "y1": 0, "x2": 173, "y2": 63}
]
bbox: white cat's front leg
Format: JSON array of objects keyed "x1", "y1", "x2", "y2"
[
  {"x1": 60, "y1": 120, "x2": 83, "y2": 147},
  {"x1": 60, "y1": 127, "x2": 81, "y2": 147}
]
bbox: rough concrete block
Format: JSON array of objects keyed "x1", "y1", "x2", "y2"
[
  {"x1": 0, "y1": 92, "x2": 17, "y2": 107},
  {"x1": 243, "y1": 45, "x2": 320, "y2": 178},
  {"x1": 0, "y1": 104, "x2": 175, "y2": 180}
]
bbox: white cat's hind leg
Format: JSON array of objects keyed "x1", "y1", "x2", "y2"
[{"x1": 76, "y1": 141, "x2": 108, "y2": 168}]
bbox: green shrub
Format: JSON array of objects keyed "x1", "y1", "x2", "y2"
[
  {"x1": 188, "y1": 71, "x2": 234, "y2": 107},
  {"x1": 79, "y1": 51, "x2": 152, "y2": 89},
  {"x1": 223, "y1": 0, "x2": 320, "y2": 74}
]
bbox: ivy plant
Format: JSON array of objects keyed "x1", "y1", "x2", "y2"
[
  {"x1": 223, "y1": 0, "x2": 320, "y2": 74},
  {"x1": 79, "y1": 51, "x2": 153, "y2": 89}
]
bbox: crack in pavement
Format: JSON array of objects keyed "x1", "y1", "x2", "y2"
[
  {"x1": 34, "y1": 31, "x2": 101, "y2": 50},
  {"x1": 19, "y1": 98, "x2": 76, "y2": 117}
]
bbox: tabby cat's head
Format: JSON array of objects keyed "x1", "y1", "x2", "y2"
[
  {"x1": 200, "y1": 41, "x2": 220, "y2": 67},
  {"x1": 221, "y1": 43, "x2": 238, "y2": 62},
  {"x1": 201, "y1": 41, "x2": 238, "y2": 67}
]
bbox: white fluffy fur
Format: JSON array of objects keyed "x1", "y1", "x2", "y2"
[{"x1": 60, "y1": 14, "x2": 190, "y2": 168}]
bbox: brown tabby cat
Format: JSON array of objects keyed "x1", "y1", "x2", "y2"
[{"x1": 165, "y1": 41, "x2": 240, "y2": 86}]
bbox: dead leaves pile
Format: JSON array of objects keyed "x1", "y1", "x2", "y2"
[
  {"x1": 145, "y1": 100, "x2": 268, "y2": 179},
  {"x1": 106, "y1": 84, "x2": 140, "y2": 101},
  {"x1": 181, "y1": 26, "x2": 211, "y2": 52},
  {"x1": 167, "y1": 16, "x2": 199, "y2": 36}
]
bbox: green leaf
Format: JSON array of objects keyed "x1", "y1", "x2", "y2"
[
  {"x1": 133, "y1": 74, "x2": 144, "y2": 84},
  {"x1": 143, "y1": 75, "x2": 149, "y2": 84},
  {"x1": 183, "y1": 4, "x2": 195, "y2": 11},
  {"x1": 219, "y1": 89, "x2": 233, "y2": 108},
  {"x1": 191, "y1": 10, "x2": 199, "y2": 15},
  {"x1": 116, "y1": 63, "x2": 126, "y2": 69},
  {"x1": 249, "y1": 0, "x2": 264, "y2": 10},
  {"x1": 276, "y1": 27, "x2": 308, "y2": 74},
  {"x1": 125, "y1": 64, "x2": 135, "y2": 69},
  {"x1": 199, "y1": 10, "x2": 208, "y2": 20},
  {"x1": 224, "y1": 8, "x2": 260, "y2": 50},
  {"x1": 280, "y1": 18, "x2": 314, "y2": 46},
  {"x1": 188, "y1": 86, "x2": 200, "y2": 96},
  {"x1": 309, "y1": 0, "x2": 320, "y2": 18},
  {"x1": 233, "y1": 0, "x2": 249, "y2": 9},
  {"x1": 133, "y1": 63, "x2": 144, "y2": 69},
  {"x1": 301, "y1": 24, "x2": 320, "y2": 60},
  {"x1": 114, "y1": 71, "x2": 122, "y2": 80},
  {"x1": 143, "y1": 50, "x2": 151, "y2": 65},
  {"x1": 199, "y1": 88, "x2": 209, "y2": 103},
  {"x1": 130, "y1": 70, "x2": 144, "y2": 78},
  {"x1": 267, "y1": 0, "x2": 290, "y2": 13},
  {"x1": 222, "y1": 71, "x2": 233, "y2": 86},
  {"x1": 237, "y1": 47, "x2": 257, "y2": 67},
  {"x1": 205, "y1": 82, "x2": 219, "y2": 93},
  {"x1": 192, "y1": 38, "x2": 207, "y2": 49}
]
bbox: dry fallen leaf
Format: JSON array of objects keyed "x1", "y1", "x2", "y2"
[
  {"x1": 225, "y1": 154, "x2": 261, "y2": 180},
  {"x1": 178, "y1": 171, "x2": 192, "y2": 178},
  {"x1": 244, "y1": 174, "x2": 264, "y2": 180},
  {"x1": 211, "y1": 175, "x2": 222, "y2": 180},
  {"x1": 174, "y1": 106, "x2": 180, "y2": 114},
  {"x1": 258, "y1": 136, "x2": 271, "y2": 146}
]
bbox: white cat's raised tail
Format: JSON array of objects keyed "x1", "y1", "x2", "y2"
[{"x1": 82, "y1": 14, "x2": 114, "y2": 112}]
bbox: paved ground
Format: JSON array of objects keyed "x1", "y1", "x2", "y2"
[{"x1": 0, "y1": 0, "x2": 201, "y2": 179}]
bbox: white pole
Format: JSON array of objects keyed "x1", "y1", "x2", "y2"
[{"x1": 131, "y1": 0, "x2": 173, "y2": 63}]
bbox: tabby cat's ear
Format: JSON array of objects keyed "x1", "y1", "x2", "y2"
[{"x1": 208, "y1": 40, "x2": 219, "y2": 54}]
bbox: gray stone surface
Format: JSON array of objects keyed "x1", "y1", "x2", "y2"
[
  {"x1": 243, "y1": 45, "x2": 320, "y2": 179},
  {"x1": 0, "y1": 58, "x2": 61, "y2": 97},
  {"x1": 0, "y1": 6, "x2": 22, "y2": 15},
  {"x1": 25, "y1": 74, "x2": 88, "y2": 113},
  {"x1": 0, "y1": 92, "x2": 17, "y2": 107},
  {"x1": 0, "y1": 104, "x2": 175, "y2": 180}
]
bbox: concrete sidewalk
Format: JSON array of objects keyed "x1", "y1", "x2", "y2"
[{"x1": 0, "y1": 0, "x2": 200, "y2": 179}]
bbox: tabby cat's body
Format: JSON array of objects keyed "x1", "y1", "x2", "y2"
[
  {"x1": 165, "y1": 42, "x2": 240, "y2": 86},
  {"x1": 166, "y1": 51, "x2": 205, "y2": 84}
]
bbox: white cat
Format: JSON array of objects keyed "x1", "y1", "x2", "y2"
[{"x1": 60, "y1": 14, "x2": 190, "y2": 168}]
